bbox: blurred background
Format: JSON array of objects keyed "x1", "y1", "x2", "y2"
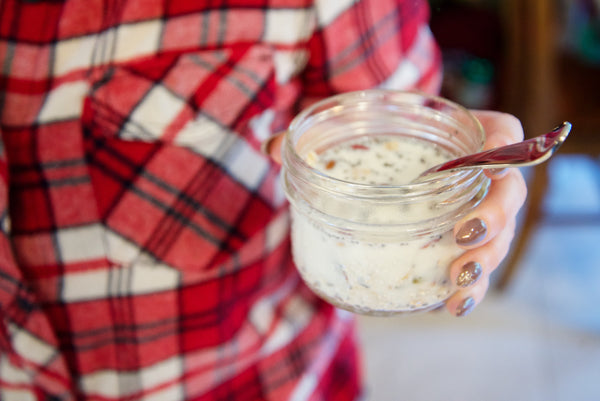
[{"x1": 357, "y1": 0, "x2": 600, "y2": 400}]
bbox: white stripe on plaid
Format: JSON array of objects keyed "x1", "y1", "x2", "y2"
[
  {"x1": 221, "y1": 137, "x2": 270, "y2": 191},
  {"x1": 249, "y1": 109, "x2": 276, "y2": 143},
  {"x1": 175, "y1": 114, "x2": 238, "y2": 158},
  {"x1": 0, "y1": 389, "x2": 36, "y2": 401},
  {"x1": 263, "y1": 8, "x2": 315, "y2": 45},
  {"x1": 140, "y1": 358, "x2": 184, "y2": 400},
  {"x1": 105, "y1": 230, "x2": 141, "y2": 264},
  {"x1": 125, "y1": 84, "x2": 187, "y2": 140},
  {"x1": 379, "y1": 26, "x2": 439, "y2": 90},
  {"x1": 54, "y1": 35, "x2": 98, "y2": 76},
  {"x1": 62, "y1": 260, "x2": 180, "y2": 301},
  {"x1": 56, "y1": 223, "x2": 105, "y2": 263},
  {"x1": 260, "y1": 293, "x2": 313, "y2": 356},
  {"x1": 61, "y1": 267, "x2": 109, "y2": 301},
  {"x1": 314, "y1": 0, "x2": 356, "y2": 26},
  {"x1": 81, "y1": 356, "x2": 184, "y2": 398},
  {"x1": 0, "y1": 352, "x2": 31, "y2": 386},
  {"x1": 113, "y1": 20, "x2": 162, "y2": 63},
  {"x1": 273, "y1": 49, "x2": 309, "y2": 84},
  {"x1": 378, "y1": 57, "x2": 420, "y2": 90},
  {"x1": 144, "y1": 385, "x2": 186, "y2": 401},
  {"x1": 179, "y1": 115, "x2": 270, "y2": 191},
  {"x1": 128, "y1": 263, "x2": 180, "y2": 294},
  {"x1": 265, "y1": 210, "x2": 290, "y2": 253},
  {"x1": 56, "y1": 20, "x2": 163, "y2": 74},
  {"x1": 8, "y1": 323, "x2": 57, "y2": 367},
  {"x1": 37, "y1": 81, "x2": 88, "y2": 123}
]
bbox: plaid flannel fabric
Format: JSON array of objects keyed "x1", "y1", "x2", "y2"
[{"x1": 0, "y1": 0, "x2": 441, "y2": 399}]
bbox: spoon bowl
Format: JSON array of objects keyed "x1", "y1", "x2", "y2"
[{"x1": 415, "y1": 121, "x2": 572, "y2": 182}]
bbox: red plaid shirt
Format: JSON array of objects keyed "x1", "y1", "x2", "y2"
[{"x1": 0, "y1": 1, "x2": 441, "y2": 399}]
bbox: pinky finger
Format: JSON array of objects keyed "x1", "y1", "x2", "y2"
[
  {"x1": 445, "y1": 276, "x2": 490, "y2": 317},
  {"x1": 445, "y1": 217, "x2": 517, "y2": 317}
]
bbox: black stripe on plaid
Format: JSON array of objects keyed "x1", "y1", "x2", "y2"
[
  {"x1": 84, "y1": 131, "x2": 245, "y2": 255},
  {"x1": 334, "y1": 6, "x2": 401, "y2": 79},
  {"x1": 10, "y1": 158, "x2": 90, "y2": 189}
]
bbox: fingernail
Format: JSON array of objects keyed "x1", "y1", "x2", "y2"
[
  {"x1": 488, "y1": 168, "x2": 508, "y2": 176},
  {"x1": 456, "y1": 261, "x2": 482, "y2": 287},
  {"x1": 456, "y1": 296, "x2": 475, "y2": 317},
  {"x1": 260, "y1": 136, "x2": 276, "y2": 155},
  {"x1": 456, "y1": 218, "x2": 487, "y2": 246}
]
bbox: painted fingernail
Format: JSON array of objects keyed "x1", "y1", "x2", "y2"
[
  {"x1": 456, "y1": 296, "x2": 476, "y2": 317},
  {"x1": 456, "y1": 261, "x2": 482, "y2": 288},
  {"x1": 456, "y1": 218, "x2": 487, "y2": 246}
]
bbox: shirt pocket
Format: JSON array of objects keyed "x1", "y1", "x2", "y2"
[{"x1": 81, "y1": 45, "x2": 280, "y2": 272}]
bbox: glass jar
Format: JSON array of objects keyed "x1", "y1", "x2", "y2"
[{"x1": 281, "y1": 90, "x2": 490, "y2": 316}]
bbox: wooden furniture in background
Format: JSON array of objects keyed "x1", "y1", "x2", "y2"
[
  {"x1": 496, "y1": 0, "x2": 600, "y2": 289},
  {"x1": 430, "y1": 0, "x2": 600, "y2": 289}
]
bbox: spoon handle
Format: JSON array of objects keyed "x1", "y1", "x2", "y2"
[{"x1": 420, "y1": 121, "x2": 572, "y2": 177}]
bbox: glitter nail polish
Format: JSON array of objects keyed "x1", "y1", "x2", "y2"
[{"x1": 456, "y1": 261, "x2": 483, "y2": 287}]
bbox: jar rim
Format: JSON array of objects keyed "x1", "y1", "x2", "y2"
[{"x1": 284, "y1": 89, "x2": 486, "y2": 199}]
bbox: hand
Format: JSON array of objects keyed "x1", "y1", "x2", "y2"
[
  {"x1": 445, "y1": 110, "x2": 527, "y2": 316},
  {"x1": 263, "y1": 110, "x2": 527, "y2": 317}
]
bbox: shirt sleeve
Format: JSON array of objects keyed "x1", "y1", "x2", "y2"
[
  {"x1": 0, "y1": 136, "x2": 75, "y2": 400},
  {"x1": 301, "y1": 0, "x2": 442, "y2": 105}
]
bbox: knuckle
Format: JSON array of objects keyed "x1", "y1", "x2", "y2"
[
  {"x1": 492, "y1": 234, "x2": 512, "y2": 266},
  {"x1": 504, "y1": 113, "x2": 525, "y2": 141},
  {"x1": 506, "y1": 169, "x2": 528, "y2": 207},
  {"x1": 514, "y1": 170, "x2": 528, "y2": 205}
]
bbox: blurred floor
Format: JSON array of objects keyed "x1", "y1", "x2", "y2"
[{"x1": 357, "y1": 155, "x2": 600, "y2": 401}]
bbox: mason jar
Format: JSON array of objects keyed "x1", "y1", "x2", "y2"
[{"x1": 281, "y1": 90, "x2": 490, "y2": 316}]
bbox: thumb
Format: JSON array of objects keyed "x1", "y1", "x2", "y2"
[{"x1": 261, "y1": 132, "x2": 286, "y2": 164}]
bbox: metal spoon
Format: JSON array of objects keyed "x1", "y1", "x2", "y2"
[{"x1": 415, "y1": 121, "x2": 572, "y2": 181}]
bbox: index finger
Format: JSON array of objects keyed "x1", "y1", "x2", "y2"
[{"x1": 470, "y1": 110, "x2": 524, "y2": 150}]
